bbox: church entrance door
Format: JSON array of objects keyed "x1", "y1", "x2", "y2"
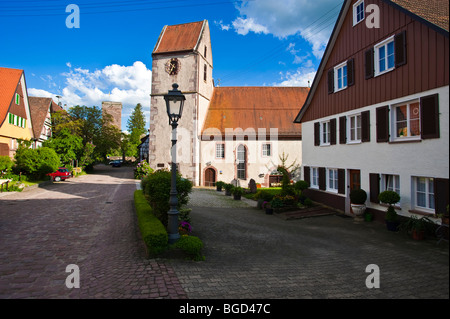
[{"x1": 205, "y1": 168, "x2": 216, "y2": 187}]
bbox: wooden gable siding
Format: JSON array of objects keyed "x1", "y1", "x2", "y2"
[
  {"x1": 301, "y1": 0, "x2": 449, "y2": 123},
  {"x1": 9, "y1": 79, "x2": 28, "y2": 119}
]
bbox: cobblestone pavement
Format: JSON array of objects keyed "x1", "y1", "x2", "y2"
[
  {"x1": 0, "y1": 165, "x2": 186, "y2": 299},
  {"x1": 167, "y1": 188, "x2": 449, "y2": 299}
]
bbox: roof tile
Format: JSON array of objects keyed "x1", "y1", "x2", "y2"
[
  {"x1": 202, "y1": 87, "x2": 309, "y2": 138},
  {"x1": 153, "y1": 21, "x2": 204, "y2": 54}
]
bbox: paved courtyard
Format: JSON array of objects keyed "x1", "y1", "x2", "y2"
[
  {"x1": 170, "y1": 188, "x2": 449, "y2": 299},
  {"x1": 0, "y1": 165, "x2": 186, "y2": 299},
  {"x1": 0, "y1": 167, "x2": 448, "y2": 299}
]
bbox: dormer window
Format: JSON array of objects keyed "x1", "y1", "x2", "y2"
[
  {"x1": 353, "y1": 0, "x2": 364, "y2": 26},
  {"x1": 334, "y1": 62, "x2": 348, "y2": 92}
]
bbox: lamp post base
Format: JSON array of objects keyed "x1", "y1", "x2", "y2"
[{"x1": 168, "y1": 232, "x2": 181, "y2": 244}]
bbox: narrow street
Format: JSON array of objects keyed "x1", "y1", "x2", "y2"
[{"x1": 0, "y1": 165, "x2": 186, "y2": 298}]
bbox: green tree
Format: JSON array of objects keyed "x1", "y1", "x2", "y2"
[
  {"x1": 43, "y1": 127, "x2": 83, "y2": 164},
  {"x1": 0, "y1": 156, "x2": 14, "y2": 173},
  {"x1": 127, "y1": 103, "x2": 147, "y2": 156},
  {"x1": 14, "y1": 146, "x2": 60, "y2": 180}
]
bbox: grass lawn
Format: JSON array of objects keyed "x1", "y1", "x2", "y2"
[{"x1": 243, "y1": 187, "x2": 282, "y2": 200}]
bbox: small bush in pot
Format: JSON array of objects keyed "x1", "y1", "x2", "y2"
[
  {"x1": 231, "y1": 186, "x2": 244, "y2": 200},
  {"x1": 400, "y1": 215, "x2": 435, "y2": 240},
  {"x1": 379, "y1": 190, "x2": 401, "y2": 231},
  {"x1": 223, "y1": 183, "x2": 233, "y2": 196},
  {"x1": 350, "y1": 189, "x2": 367, "y2": 205},
  {"x1": 215, "y1": 181, "x2": 225, "y2": 192},
  {"x1": 350, "y1": 189, "x2": 367, "y2": 219}
]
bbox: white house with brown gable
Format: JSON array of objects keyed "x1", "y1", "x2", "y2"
[
  {"x1": 149, "y1": 20, "x2": 309, "y2": 187},
  {"x1": 294, "y1": 0, "x2": 449, "y2": 222},
  {"x1": 28, "y1": 97, "x2": 63, "y2": 148}
]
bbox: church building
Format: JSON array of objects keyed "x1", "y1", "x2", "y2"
[{"x1": 149, "y1": 20, "x2": 308, "y2": 187}]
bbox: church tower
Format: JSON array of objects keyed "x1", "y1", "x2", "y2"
[{"x1": 149, "y1": 20, "x2": 214, "y2": 185}]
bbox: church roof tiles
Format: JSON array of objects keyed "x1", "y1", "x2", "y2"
[
  {"x1": 202, "y1": 87, "x2": 309, "y2": 138},
  {"x1": 153, "y1": 20, "x2": 205, "y2": 55}
]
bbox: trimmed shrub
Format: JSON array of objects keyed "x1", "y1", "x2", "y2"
[
  {"x1": 294, "y1": 180, "x2": 309, "y2": 191},
  {"x1": 174, "y1": 236, "x2": 204, "y2": 261},
  {"x1": 142, "y1": 169, "x2": 192, "y2": 227},
  {"x1": 134, "y1": 190, "x2": 168, "y2": 256},
  {"x1": 350, "y1": 189, "x2": 367, "y2": 204}
]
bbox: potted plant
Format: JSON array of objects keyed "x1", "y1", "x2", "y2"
[
  {"x1": 262, "y1": 201, "x2": 273, "y2": 214},
  {"x1": 232, "y1": 186, "x2": 244, "y2": 200},
  {"x1": 215, "y1": 181, "x2": 225, "y2": 192},
  {"x1": 270, "y1": 196, "x2": 284, "y2": 214},
  {"x1": 223, "y1": 183, "x2": 233, "y2": 196},
  {"x1": 379, "y1": 190, "x2": 401, "y2": 231},
  {"x1": 364, "y1": 211, "x2": 374, "y2": 222},
  {"x1": 349, "y1": 189, "x2": 367, "y2": 220},
  {"x1": 400, "y1": 216, "x2": 435, "y2": 240}
]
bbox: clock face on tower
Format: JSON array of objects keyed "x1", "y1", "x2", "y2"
[{"x1": 165, "y1": 58, "x2": 180, "y2": 75}]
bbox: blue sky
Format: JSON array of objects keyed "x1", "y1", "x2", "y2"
[{"x1": 0, "y1": 0, "x2": 342, "y2": 131}]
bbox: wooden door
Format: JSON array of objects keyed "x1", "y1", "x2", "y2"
[
  {"x1": 349, "y1": 169, "x2": 361, "y2": 192},
  {"x1": 205, "y1": 168, "x2": 216, "y2": 187}
]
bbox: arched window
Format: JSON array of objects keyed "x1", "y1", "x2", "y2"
[{"x1": 237, "y1": 145, "x2": 246, "y2": 180}]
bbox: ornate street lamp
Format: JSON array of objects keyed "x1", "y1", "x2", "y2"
[{"x1": 164, "y1": 83, "x2": 185, "y2": 244}]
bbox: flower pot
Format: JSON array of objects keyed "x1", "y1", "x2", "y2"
[
  {"x1": 351, "y1": 204, "x2": 366, "y2": 217},
  {"x1": 233, "y1": 194, "x2": 241, "y2": 200},
  {"x1": 386, "y1": 220, "x2": 400, "y2": 232},
  {"x1": 364, "y1": 213, "x2": 374, "y2": 222},
  {"x1": 225, "y1": 190, "x2": 231, "y2": 196},
  {"x1": 412, "y1": 229, "x2": 425, "y2": 240},
  {"x1": 257, "y1": 199, "x2": 264, "y2": 209},
  {"x1": 216, "y1": 186, "x2": 222, "y2": 192},
  {"x1": 265, "y1": 208, "x2": 273, "y2": 215}
]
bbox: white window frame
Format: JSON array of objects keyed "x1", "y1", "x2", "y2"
[
  {"x1": 347, "y1": 113, "x2": 362, "y2": 143},
  {"x1": 413, "y1": 177, "x2": 435, "y2": 213},
  {"x1": 326, "y1": 168, "x2": 339, "y2": 193},
  {"x1": 215, "y1": 143, "x2": 225, "y2": 159},
  {"x1": 374, "y1": 35, "x2": 395, "y2": 76},
  {"x1": 334, "y1": 61, "x2": 348, "y2": 92},
  {"x1": 311, "y1": 167, "x2": 319, "y2": 189},
  {"x1": 391, "y1": 99, "x2": 421, "y2": 141},
  {"x1": 381, "y1": 174, "x2": 400, "y2": 195},
  {"x1": 262, "y1": 143, "x2": 271, "y2": 157},
  {"x1": 320, "y1": 121, "x2": 331, "y2": 146},
  {"x1": 353, "y1": 0, "x2": 365, "y2": 26}
]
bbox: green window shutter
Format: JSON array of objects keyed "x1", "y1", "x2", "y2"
[{"x1": 15, "y1": 93, "x2": 19, "y2": 105}]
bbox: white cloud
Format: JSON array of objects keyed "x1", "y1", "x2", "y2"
[
  {"x1": 275, "y1": 69, "x2": 316, "y2": 87},
  {"x1": 28, "y1": 88, "x2": 57, "y2": 98},
  {"x1": 232, "y1": 17, "x2": 269, "y2": 36},
  {"x1": 214, "y1": 20, "x2": 231, "y2": 31},
  {"x1": 29, "y1": 61, "x2": 152, "y2": 129},
  {"x1": 231, "y1": 0, "x2": 340, "y2": 58}
]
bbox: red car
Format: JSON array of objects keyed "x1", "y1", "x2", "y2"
[{"x1": 48, "y1": 167, "x2": 72, "y2": 182}]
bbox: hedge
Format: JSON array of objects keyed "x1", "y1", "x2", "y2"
[
  {"x1": 174, "y1": 235, "x2": 204, "y2": 261},
  {"x1": 134, "y1": 190, "x2": 168, "y2": 256}
]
